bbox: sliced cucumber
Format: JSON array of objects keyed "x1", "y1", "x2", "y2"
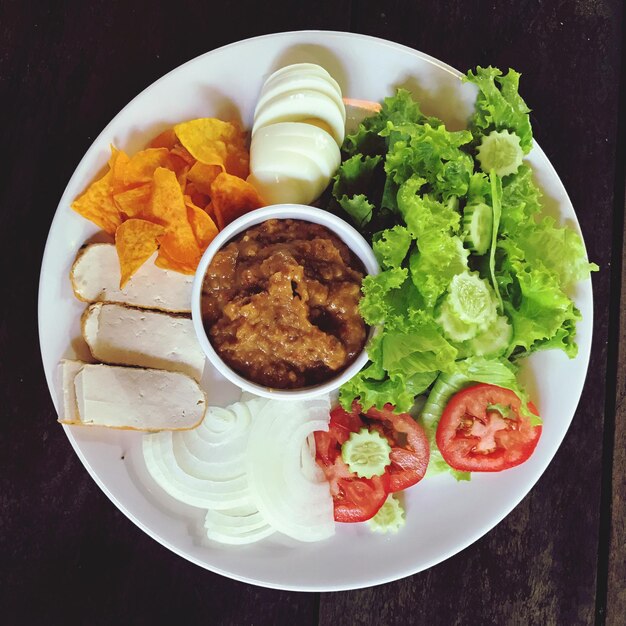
[
  {"x1": 436, "y1": 299, "x2": 480, "y2": 342},
  {"x1": 466, "y1": 315, "x2": 513, "y2": 357},
  {"x1": 463, "y1": 202, "x2": 493, "y2": 255},
  {"x1": 367, "y1": 494, "x2": 406, "y2": 534},
  {"x1": 341, "y1": 428, "x2": 392, "y2": 479},
  {"x1": 476, "y1": 129, "x2": 524, "y2": 177},
  {"x1": 447, "y1": 271, "x2": 498, "y2": 329}
]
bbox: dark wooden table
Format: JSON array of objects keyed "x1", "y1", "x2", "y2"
[{"x1": 1, "y1": 1, "x2": 624, "y2": 624}]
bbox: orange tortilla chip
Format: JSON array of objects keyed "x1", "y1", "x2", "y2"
[
  {"x1": 148, "y1": 128, "x2": 177, "y2": 150},
  {"x1": 155, "y1": 247, "x2": 196, "y2": 274},
  {"x1": 174, "y1": 118, "x2": 249, "y2": 178},
  {"x1": 147, "y1": 167, "x2": 202, "y2": 266},
  {"x1": 185, "y1": 197, "x2": 218, "y2": 250},
  {"x1": 183, "y1": 182, "x2": 210, "y2": 210},
  {"x1": 210, "y1": 172, "x2": 264, "y2": 230},
  {"x1": 170, "y1": 144, "x2": 196, "y2": 166},
  {"x1": 109, "y1": 148, "x2": 131, "y2": 193},
  {"x1": 72, "y1": 170, "x2": 122, "y2": 235},
  {"x1": 121, "y1": 148, "x2": 170, "y2": 186},
  {"x1": 115, "y1": 219, "x2": 165, "y2": 287},
  {"x1": 187, "y1": 161, "x2": 222, "y2": 195},
  {"x1": 113, "y1": 184, "x2": 152, "y2": 218}
]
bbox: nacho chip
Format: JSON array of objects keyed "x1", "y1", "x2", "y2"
[
  {"x1": 109, "y1": 148, "x2": 131, "y2": 193},
  {"x1": 174, "y1": 118, "x2": 249, "y2": 178},
  {"x1": 72, "y1": 169, "x2": 122, "y2": 235},
  {"x1": 121, "y1": 148, "x2": 170, "y2": 187},
  {"x1": 155, "y1": 247, "x2": 196, "y2": 275},
  {"x1": 187, "y1": 161, "x2": 222, "y2": 195},
  {"x1": 148, "y1": 128, "x2": 178, "y2": 150},
  {"x1": 185, "y1": 196, "x2": 218, "y2": 250},
  {"x1": 113, "y1": 184, "x2": 151, "y2": 218},
  {"x1": 115, "y1": 219, "x2": 165, "y2": 287},
  {"x1": 170, "y1": 144, "x2": 196, "y2": 166},
  {"x1": 148, "y1": 167, "x2": 202, "y2": 266},
  {"x1": 183, "y1": 182, "x2": 210, "y2": 210},
  {"x1": 210, "y1": 172, "x2": 264, "y2": 230}
]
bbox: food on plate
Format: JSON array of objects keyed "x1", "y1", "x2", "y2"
[
  {"x1": 314, "y1": 404, "x2": 429, "y2": 522},
  {"x1": 60, "y1": 361, "x2": 206, "y2": 430},
  {"x1": 367, "y1": 494, "x2": 406, "y2": 534},
  {"x1": 245, "y1": 395, "x2": 335, "y2": 542},
  {"x1": 143, "y1": 396, "x2": 335, "y2": 544},
  {"x1": 71, "y1": 244, "x2": 193, "y2": 313},
  {"x1": 71, "y1": 119, "x2": 263, "y2": 282},
  {"x1": 248, "y1": 63, "x2": 344, "y2": 205},
  {"x1": 82, "y1": 303, "x2": 205, "y2": 380},
  {"x1": 210, "y1": 171, "x2": 265, "y2": 229},
  {"x1": 172, "y1": 117, "x2": 249, "y2": 178},
  {"x1": 248, "y1": 123, "x2": 341, "y2": 205},
  {"x1": 341, "y1": 428, "x2": 392, "y2": 478},
  {"x1": 332, "y1": 67, "x2": 597, "y2": 483},
  {"x1": 201, "y1": 218, "x2": 367, "y2": 389},
  {"x1": 253, "y1": 63, "x2": 345, "y2": 145},
  {"x1": 436, "y1": 384, "x2": 542, "y2": 472}
]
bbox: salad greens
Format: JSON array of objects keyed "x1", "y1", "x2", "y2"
[{"x1": 330, "y1": 66, "x2": 597, "y2": 479}]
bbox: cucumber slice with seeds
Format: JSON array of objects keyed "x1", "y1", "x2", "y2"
[
  {"x1": 367, "y1": 494, "x2": 405, "y2": 534},
  {"x1": 466, "y1": 315, "x2": 513, "y2": 357},
  {"x1": 341, "y1": 428, "x2": 392, "y2": 479},
  {"x1": 437, "y1": 299, "x2": 480, "y2": 342},
  {"x1": 447, "y1": 272, "x2": 498, "y2": 329},
  {"x1": 476, "y1": 129, "x2": 524, "y2": 177}
]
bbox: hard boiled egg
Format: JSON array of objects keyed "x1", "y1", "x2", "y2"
[{"x1": 249, "y1": 63, "x2": 346, "y2": 205}]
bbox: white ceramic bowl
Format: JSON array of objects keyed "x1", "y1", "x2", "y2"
[{"x1": 191, "y1": 204, "x2": 379, "y2": 400}]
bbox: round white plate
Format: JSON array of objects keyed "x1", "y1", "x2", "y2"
[{"x1": 38, "y1": 31, "x2": 593, "y2": 591}]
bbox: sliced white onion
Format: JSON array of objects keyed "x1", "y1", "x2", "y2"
[
  {"x1": 204, "y1": 508, "x2": 275, "y2": 545},
  {"x1": 175, "y1": 405, "x2": 249, "y2": 480},
  {"x1": 246, "y1": 397, "x2": 335, "y2": 542},
  {"x1": 143, "y1": 428, "x2": 252, "y2": 510},
  {"x1": 301, "y1": 433, "x2": 325, "y2": 483}
]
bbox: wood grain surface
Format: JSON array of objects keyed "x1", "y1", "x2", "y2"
[{"x1": 0, "y1": 1, "x2": 623, "y2": 625}]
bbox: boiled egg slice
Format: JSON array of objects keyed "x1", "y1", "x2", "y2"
[
  {"x1": 253, "y1": 89, "x2": 346, "y2": 147},
  {"x1": 248, "y1": 122, "x2": 340, "y2": 205}
]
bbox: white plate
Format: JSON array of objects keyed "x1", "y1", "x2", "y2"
[{"x1": 38, "y1": 31, "x2": 593, "y2": 591}]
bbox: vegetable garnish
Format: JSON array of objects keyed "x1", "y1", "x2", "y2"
[
  {"x1": 436, "y1": 384, "x2": 542, "y2": 472},
  {"x1": 314, "y1": 404, "x2": 429, "y2": 522},
  {"x1": 367, "y1": 494, "x2": 406, "y2": 534},
  {"x1": 331, "y1": 65, "x2": 597, "y2": 482},
  {"x1": 341, "y1": 428, "x2": 392, "y2": 478}
]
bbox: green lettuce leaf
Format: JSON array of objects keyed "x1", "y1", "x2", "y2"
[
  {"x1": 359, "y1": 268, "x2": 408, "y2": 325},
  {"x1": 465, "y1": 66, "x2": 533, "y2": 153},
  {"x1": 372, "y1": 225, "x2": 412, "y2": 269},
  {"x1": 343, "y1": 89, "x2": 442, "y2": 157},
  {"x1": 384, "y1": 123, "x2": 473, "y2": 199}
]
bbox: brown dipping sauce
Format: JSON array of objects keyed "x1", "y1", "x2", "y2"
[{"x1": 201, "y1": 218, "x2": 367, "y2": 389}]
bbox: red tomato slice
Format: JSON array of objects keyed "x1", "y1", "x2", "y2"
[
  {"x1": 313, "y1": 432, "x2": 387, "y2": 522},
  {"x1": 436, "y1": 384, "x2": 542, "y2": 472},
  {"x1": 362, "y1": 404, "x2": 430, "y2": 492},
  {"x1": 314, "y1": 403, "x2": 430, "y2": 522}
]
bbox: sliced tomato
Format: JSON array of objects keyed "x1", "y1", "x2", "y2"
[
  {"x1": 363, "y1": 404, "x2": 430, "y2": 492},
  {"x1": 436, "y1": 383, "x2": 542, "y2": 472},
  {"x1": 314, "y1": 431, "x2": 387, "y2": 522},
  {"x1": 314, "y1": 402, "x2": 430, "y2": 522}
]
